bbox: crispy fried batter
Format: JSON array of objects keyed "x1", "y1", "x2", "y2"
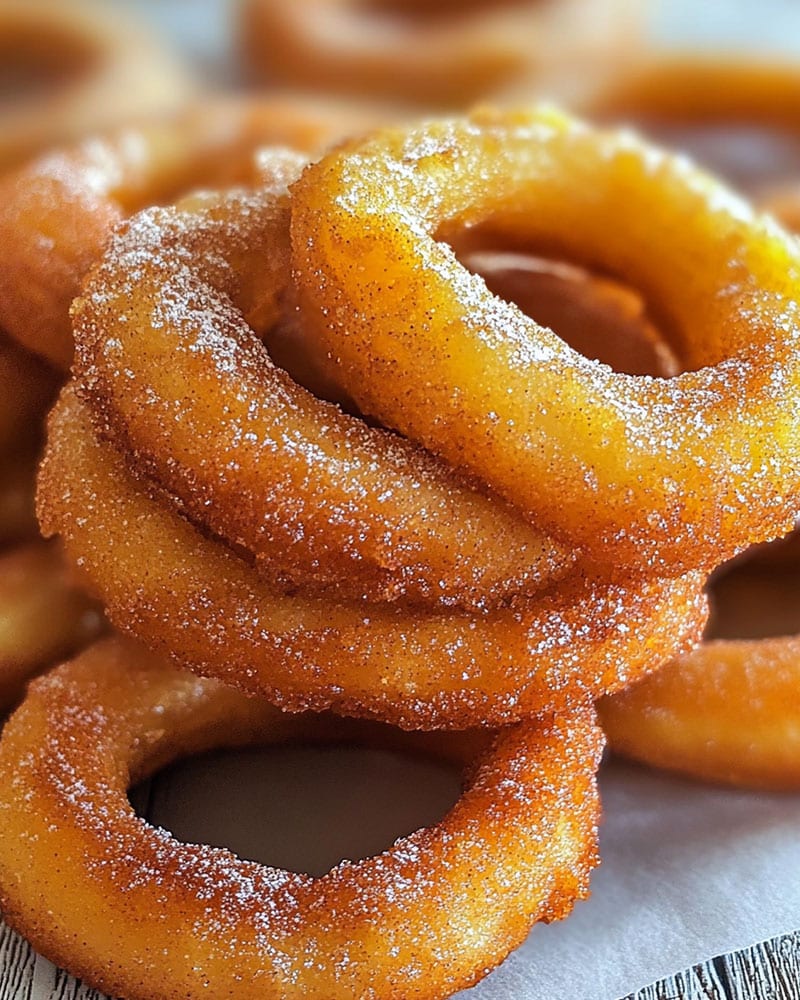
[
  {"x1": 0, "y1": 636, "x2": 603, "y2": 999},
  {"x1": 71, "y1": 171, "x2": 575, "y2": 607},
  {"x1": 291, "y1": 107, "x2": 800, "y2": 575},
  {"x1": 0, "y1": 96, "x2": 380, "y2": 369},
  {"x1": 38, "y1": 386, "x2": 707, "y2": 730}
]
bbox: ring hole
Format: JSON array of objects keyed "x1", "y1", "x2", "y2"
[
  {"x1": 130, "y1": 744, "x2": 461, "y2": 877},
  {"x1": 706, "y1": 526, "x2": 800, "y2": 640},
  {"x1": 0, "y1": 25, "x2": 96, "y2": 107},
  {"x1": 272, "y1": 246, "x2": 681, "y2": 409},
  {"x1": 463, "y1": 250, "x2": 680, "y2": 377}
]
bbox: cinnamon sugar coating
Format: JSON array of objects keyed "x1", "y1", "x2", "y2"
[
  {"x1": 291, "y1": 106, "x2": 800, "y2": 575},
  {"x1": 38, "y1": 386, "x2": 707, "y2": 730},
  {"x1": 0, "y1": 101, "x2": 379, "y2": 720},
  {"x1": 71, "y1": 171, "x2": 574, "y2": 608},
  {"x1": 34, "y1": 131, "x2": 717, "y2": 728},
  {"x1": 0, "y1": 96, "x2": 381, "y2": 369},
  {"x1": 0, "y1": 636, "x2": 603, "y2": 999}
]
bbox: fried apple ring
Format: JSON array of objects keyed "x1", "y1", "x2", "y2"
[
  {"x1": 598, "y1": 637, "x2": 800, "y2": 792},
  {"x1": 0, "y1": 635, "x2": 603, "y2": 999},
  {"x1": 38, "y1": 385, "x2": 707, "y2": 730},
  {"x1": 0, "y1": 540, "x2": 103, "y2": 714},
  {"x1": 0, "y1": 0, "x2": 192, "y2": 171},
  {"x1": 586, "y1": 57, "x2": 800, "y2": 195},
  {"x1": 239, "y1": 0, "x2": 637, "y2": 109},
  {"x1": 71, "y1": 168, "x2": 575, "y2": 607},
  {"x1": 599, "y1": 533, "x2": 800, "y2": 791},
  {"x1": 291, "y1": 107, "x2": 800, "y2": 575},
  {"x1": 0, "y1": 96, "x2": 380, "y2": 370}
]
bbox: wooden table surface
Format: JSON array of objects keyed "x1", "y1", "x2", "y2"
[
  {"x1": 626, "y1": 933, "x2": 800, "y2": 1000},
  {"x1": 2, "y1": 923, "x2": 798, "y2": 999}
]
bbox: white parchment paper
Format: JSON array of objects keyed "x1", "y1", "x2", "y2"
[{"x1": 467, "y1": 761, "x2": 800, "y2": 998}]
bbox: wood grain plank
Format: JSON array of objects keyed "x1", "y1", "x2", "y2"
[
  {"x1": 0, "y1": 920, "x2": 35, "y2": 1000},
  {"x1": 722, "y1": 935, "x2": 800, "y2": 1000},
  {"x1": 2, "y1": 920, "x2": 799, "y2": 999},
  {"x1": 624, "y1": 931, "x2": 800, "y2": 1000}
]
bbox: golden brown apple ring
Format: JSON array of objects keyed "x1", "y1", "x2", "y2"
[
  {"x1": 563, "y1": 158, "x2": 800, "y2": 796},
  {"x1": 598, "y1": 637, "x2": 800, "y2": 792},
  {"x1": 37, "y1": 386, "x2": 707, "y2": 731},
  {"x1": 72, "y1": 173, "x2": 575, "y2": 607},
  {"x1": 586, "y1": 57, "x2": 800, "y2": 202},
  {"x1": 599, "y1": 530, "x2": 800, "y2": 790},
  {"x1": 0, "y1": 95, "x2": 380, "y2": 370},
  {"x1": 239, "y1": 0, "x2": 638, "y2": 109},
  {"x1": 0, "y1": 636, "x2": 603, "y2": 1000},
  {"x1": 581, "y1": 61, "x2": 800, "y2": 787},
  {"x1": 0, "y1": 540, "x2": 103, "y2": 714},
  {"x1": 0, "y1": 0, "x2": 192, "y2": 172},
  {"x1": 291, "y1": 107, "x2": 800, "y2": 575}
]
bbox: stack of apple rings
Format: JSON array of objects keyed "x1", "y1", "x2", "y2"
[
  {"x1": 0, "y1": 106, "x2": 792, "y2": 999},
  {"x1": 0, "y1": 96, "x2": 383, "y2": 721},
  {"x1": 45, "y1": 132, "x2": 709, "y2": 731}
]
